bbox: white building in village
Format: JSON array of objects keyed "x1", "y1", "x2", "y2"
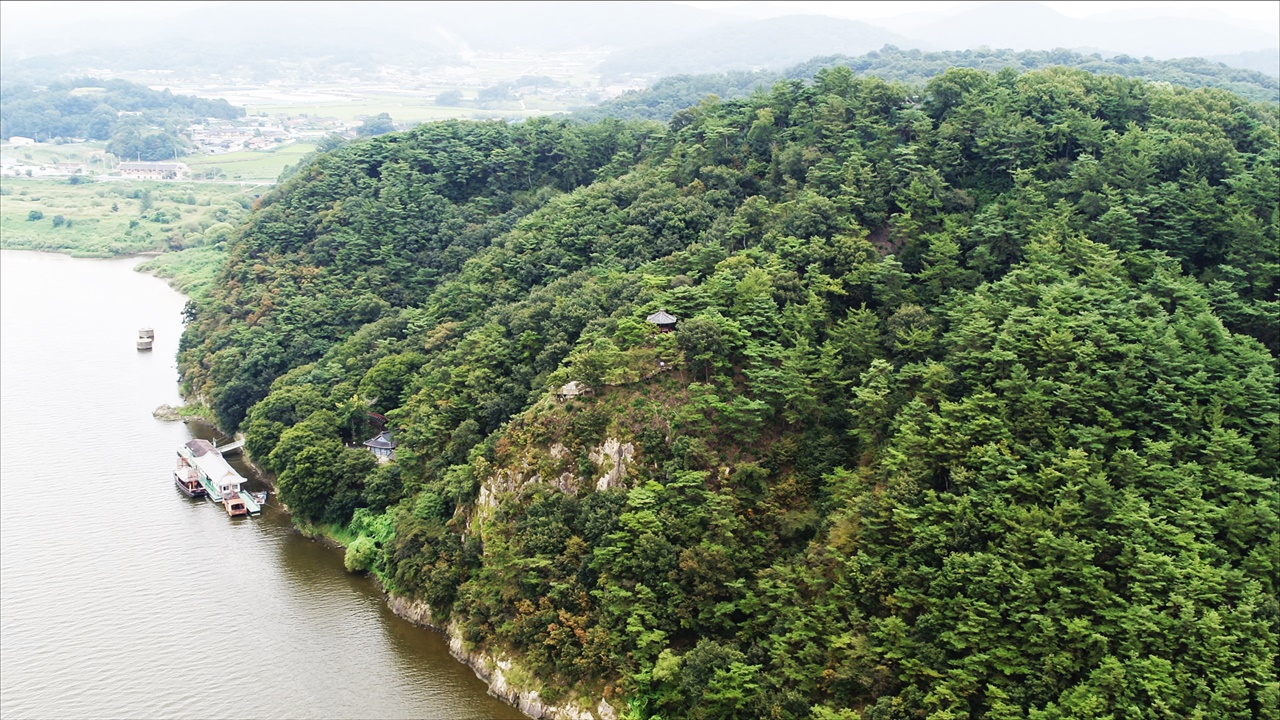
[{"x1": 118, "y1": 161, "x2": 190, "y2": 180}]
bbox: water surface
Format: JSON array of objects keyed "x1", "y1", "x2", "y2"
[{"x1": 0, "y1": 250, "x2": 520, "y2": 719}]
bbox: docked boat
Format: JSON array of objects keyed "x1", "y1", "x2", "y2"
[
  {"x1": 222, "y1": 490, "x2": 249, "y2": 517},
  {"x1": 176, "y1": 439, "x2": 262, "y2": 516},
  {"x1": 173, "y1": 456, "x2": 207, "y2": 497}
]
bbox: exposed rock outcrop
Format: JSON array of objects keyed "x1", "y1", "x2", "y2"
[
  {"x1": 386, "y1": 593, "x2": 608, "y2": 720},
  {"x1": 152, "y1": 403, "x2": 208, "y2": 423},
  {"x1": 588, "y1": 437, "x2": 635, "y2": 491}
]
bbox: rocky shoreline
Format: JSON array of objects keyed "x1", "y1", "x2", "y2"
[
  {"x1": 157, "y1": 403, "x2": 600, "y2": 719},
  {"x1": 386, "y1": 594, "x2": 617, "y2": 720},
  {"x1": 152, "y1": 403, "x2": 214, "y2": 424}
]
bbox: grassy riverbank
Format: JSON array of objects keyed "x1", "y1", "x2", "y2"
[
  {"x1": 135, "y1": 246, "x2": 227, "y2": 299},
  {"x1": 0, "y1": 177, "x2": 252, "y2": 301},
  {"x1": 0, "y1": 178, "x2": 254, "y2": 257}
]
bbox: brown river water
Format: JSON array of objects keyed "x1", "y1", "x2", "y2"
[{"x1": 0, "y1": 250, "x2": 521, "y2": 719}]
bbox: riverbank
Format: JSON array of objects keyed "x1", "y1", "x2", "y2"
[
  {"x1": 0, "y1": 178, "x2": 253, "y2": 258},
  {"x1": 2, "y1": 248, "x2": 518, "y2": 718},
  {"x1": 137, "y1": 266, "x2": 573, "y2": 720},
  {"x1": 0, "y1": 244, "x2": 224, "y2": 307},
  {"x1": 289, "y1": 519, "x2": 593, "y2": 720},
  {"x1": 387, "y1": 593, "x2": 617, "y2": 720},
  {"x1": 153, "y1": 403, "x2": 217, "y2": 424},
  {"x1": 173, "y1": 421, "x2": 564, "y2": 720}
]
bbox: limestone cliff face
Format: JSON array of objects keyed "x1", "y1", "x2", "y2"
[
  {"x1": 386, "y1": 593, "x2": 617, "y2": 720},
  {"x1": 395, "y1": 392, "x2": 653, "y2": 718},
  {"x1": 588, "y1": 437, "x2": 635, "y2": 492},
  {"x1": 481, "y1": 433, "x2": 638, "y2": 509}
]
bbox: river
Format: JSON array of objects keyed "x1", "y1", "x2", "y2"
[{"x1": 0, "y1": 250, "x2": 521, "y2": 719}]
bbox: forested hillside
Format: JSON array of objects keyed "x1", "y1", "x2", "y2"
[
  {"x1": 0, "y1": 77, "x2": 242, "y2": 158},
  {"x1": 578, "y1": 46, "x2": 1280, "y2": 123},
  {"x1": 181, "y1": 67, "x2": 1278, "y2": 718}
]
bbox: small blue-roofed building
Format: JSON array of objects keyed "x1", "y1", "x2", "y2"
[{"x1": 363, "y1": 430, "x2": 396, "y2": 462}]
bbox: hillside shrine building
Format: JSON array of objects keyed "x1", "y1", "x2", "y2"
[
  {"x1": 646, "y1": 310, "x2": 678, "y2": 332},
  {"x1": 363, "y1": 430, "x2": 396, "y2": 462}
]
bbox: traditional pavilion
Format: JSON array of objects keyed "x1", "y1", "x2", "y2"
[{"x1": 646, "y1": 310, "x2": 678, "y2": 332}]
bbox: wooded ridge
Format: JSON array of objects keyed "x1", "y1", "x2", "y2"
[{"x1": 180, "y1": 66, "x2": 1278, "y2": 718}]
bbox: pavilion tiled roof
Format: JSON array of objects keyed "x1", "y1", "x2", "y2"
[{"x1": 363, "y1": 430, "x2": 397, "y2": 450}]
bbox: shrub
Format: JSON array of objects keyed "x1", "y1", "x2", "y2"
[{"x1": 343, "y1": 535, "x2": 377, "y2": 573}]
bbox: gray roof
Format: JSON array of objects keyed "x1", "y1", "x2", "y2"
[
  {"x1": 363, "y1": 430, "x2": 397, "y2": 449},
  {"x1": 646, "y1": 310, "x2": 678, "y2": 325},
  {"x1": 185, "y1": 439, "x2": 216, "y2": 456}
]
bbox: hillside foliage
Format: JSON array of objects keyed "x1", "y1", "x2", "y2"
[
  {"x1": 578, "y1": 46, "x2": 1280, "y2": 123},
  {"x1": 181, "y1": 67, "x2": 1279, "y2": 718},
  {"x1": 0, "y1": 77, "x2": 243, "y2": 159}
]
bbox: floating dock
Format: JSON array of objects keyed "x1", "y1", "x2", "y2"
[{"x1": 178, "y1": 439, "x2": 261, "y2": 516}]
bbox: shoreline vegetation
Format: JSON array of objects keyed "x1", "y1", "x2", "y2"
[
  {"x1": 153, "y1": 396, "x2": 556, "y2": 718},
  {"x1": 152, "y1": 403, "x2": 219, "y2": 425},
  {"x1": 0, "y1": 178, "x2": 256, "y2": 258},
  {"x1": 0, "y1": 245, "x2": 228, "y2": 306}
]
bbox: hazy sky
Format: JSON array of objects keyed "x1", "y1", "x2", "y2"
[
  {"x1": 683, "y1": 0, "x2": 1280, "y2": 26},
  {"x1": 1, "y1": 0, "x2": 1276, "y2": 55},
  {"x1": 4, "y1": 0, "x2": 1278, "y2": 29}
]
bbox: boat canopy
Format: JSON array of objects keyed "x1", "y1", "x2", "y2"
[
  {"x1": 191, "y1": 450, "x2": 243, "y2": 489},
  {"x1": 185, "y1": 438, "x2": 217, "y2": 456}
]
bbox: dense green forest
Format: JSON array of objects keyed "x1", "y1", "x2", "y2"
[
  {"x1": 0, "y1": 77, "x2": 242, "y2": 159},
  {"x1": 181, "y1": 66, "x2": 1278, "y2": 718},
  {"x1": 579, "y1": 46, "x2": 1280, "y2": 123}
]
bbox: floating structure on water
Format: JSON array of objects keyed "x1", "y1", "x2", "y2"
[
  {"x1": 175, "y1": 439, "x2": 263, "y2": 516},
  {"x1": 137, "y1": 327, "x2": 154, "y2": 351},
  {"x1": 173, "y1": 457, "x2": 207, "y2": 498}
]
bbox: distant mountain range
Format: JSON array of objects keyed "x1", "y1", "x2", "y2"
[
  {"x1": 596, "y1": 16, "x2": 911, "y2": 77},
  {"x1": 1, "y1": 1, "x2": 1275, "y2": 82},
  {"x1": 576, "y1": 47, "x2": 1280, "y2": 125},
  {"x1": 1206, "y1": 49, "x2": 1280, "y2": 77},
  {"x1": 896, "y1": 2, "x2": 1278, "y2": 61}
]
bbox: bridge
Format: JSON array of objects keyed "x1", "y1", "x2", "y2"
[{"x1": 215, "y1": 439, "x2": 245, "y2": 454}]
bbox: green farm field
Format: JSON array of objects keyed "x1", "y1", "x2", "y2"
[
  {"x1": 1, "y1": 141, "x2": 112, "y2": 171},
  {"x1": 0, "y1": 178, "x2": 255, "y2": 257},
  {"x1": 183, "y1": 143, "x2": 318, "y2": 182}
]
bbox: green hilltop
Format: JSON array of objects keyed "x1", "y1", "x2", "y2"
[
  {"x1": 1, "y1": 77, "x2": 243, "y2": 157},
  {"x1": 180, "y1": 66, "x2": 1278, "y2": 718},
  {"x1": 579, "y1": 46, "x2": 1280, "y2": 123}
]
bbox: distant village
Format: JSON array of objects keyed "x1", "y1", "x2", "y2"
[
  {"x1": 0, "y1": 112, "x2": 353, "y2": 181},
  {"x1": 189, "y1": 113, "x2": 348, "y2": 155},
  {"x1": 1, "y1": 51, "x2": 650, "y2": 182}
]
